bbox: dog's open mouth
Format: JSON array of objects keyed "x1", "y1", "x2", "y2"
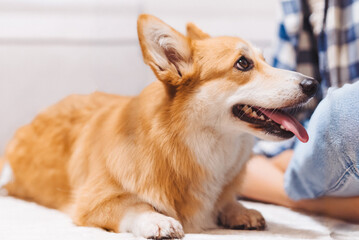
[{"x1": 232, "y1": 104, "x2": 308, "y2": 143}]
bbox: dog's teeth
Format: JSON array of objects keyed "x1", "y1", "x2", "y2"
[
  {"x1": 259, "y1": 115, "x2": 265, "y2": 120},
  {"x1": 242, "y1": 105, "x2": 248, "y2": 111},
  {"x1": 280, "y1": 125, "x2": 285, "y2": 130},
  {"x1": 247, "y1": 107, "x2": 252, "y2": 113},
  {"x1": 268, "y1": 119, "x2": 272, "y2": 122},
  {"x1": 252, "y1": 111, "x2": 258, "y2": 118}
]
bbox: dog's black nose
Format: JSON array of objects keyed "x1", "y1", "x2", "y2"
[{"x1": 300, "y1": 78, "x2": 318, "y2": 97}]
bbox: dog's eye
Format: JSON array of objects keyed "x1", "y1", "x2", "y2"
[{"x1": 235, "y1": 56, "x2": 253, "y2": 71}]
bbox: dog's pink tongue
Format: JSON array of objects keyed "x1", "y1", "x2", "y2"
[{"x1": 260, "y1": 109, "x2": 309, "y2": 143}]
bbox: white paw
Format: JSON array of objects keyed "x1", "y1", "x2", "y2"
[{"x1": 123, "y1": 211, "x2": 184, "y2": 239}]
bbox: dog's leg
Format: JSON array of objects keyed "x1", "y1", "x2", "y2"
[
  {"x1": 70, "y1": 180, "x2": 184, "y2": 239},
  {"x1": 215, "y1": 169, "x2": 266, "y2": 230},
  {"x1": 218, "y1": 200, "x2": 265, "y2": 230}
]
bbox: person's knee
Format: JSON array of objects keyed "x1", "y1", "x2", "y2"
[
  {"x1": 323, "y1": 82, "x2": 359, "y2": 151},
  {"x1": 284, "y1": 81, "x2": 359, "y2": 200}
]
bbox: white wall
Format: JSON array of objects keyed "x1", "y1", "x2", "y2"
[{"x1": 0, "y1": 0, "x2": 280, "y2": 155}]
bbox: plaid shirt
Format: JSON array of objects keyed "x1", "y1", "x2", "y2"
[
  {"x1": 255, "y1": 0, "x2": 359, "y2": 156},
  {"x1": 274, "y1": 0, "x2": 359, "y2": 93}
]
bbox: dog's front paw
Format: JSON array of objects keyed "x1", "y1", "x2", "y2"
[
  {"x1": 218, "y1": 203, "x2": 265, "y2": 230},
  {"x1": 133, "y1": 212, "x2": 184, "y2": 239}
]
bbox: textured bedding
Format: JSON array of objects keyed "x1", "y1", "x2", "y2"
[
  {"x1": 1, "y1": 194, "x2": 358, "y2": 240},
  {"x1": 1, "y1": 161, "x2": 358, "y2": 240}
]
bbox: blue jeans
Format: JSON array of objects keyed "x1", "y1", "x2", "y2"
[{"x1": 284, "y1": 81, "x2": 359, "y2": 200}]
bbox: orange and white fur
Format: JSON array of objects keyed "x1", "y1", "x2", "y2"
[{"x1": 0, "y1": 15, "x2": 317, "y2": 239}]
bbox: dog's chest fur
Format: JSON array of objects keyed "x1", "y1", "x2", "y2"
[{"x1": 184, "y1": 129, "x2": 254, "y2": 231}]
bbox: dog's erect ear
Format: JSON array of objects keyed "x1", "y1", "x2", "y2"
[
  {"x1": 137, "y1": 14, "x2": 193, "y2": 86},
  {"x1": 186, "y1": 23, "x2": 210, "y2": 40}
]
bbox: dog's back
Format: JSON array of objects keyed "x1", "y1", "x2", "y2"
[{"x1": 3, "y1": 92, "x2": 130, "y2": 209}]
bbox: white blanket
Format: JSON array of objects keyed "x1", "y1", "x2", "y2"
[{"x1": 1, "y1": 195, "x2": 358, "y2": 240}]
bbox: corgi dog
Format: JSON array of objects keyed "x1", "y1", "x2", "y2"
[{"x1": 1, "y1": 14, "x2": 317, "y2": 239}]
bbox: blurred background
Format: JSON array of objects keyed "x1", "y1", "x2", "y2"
[{"x1": 0, "y1": 0, "x2": 279, "y2": 155}]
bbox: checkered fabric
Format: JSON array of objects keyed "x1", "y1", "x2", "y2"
[
  {"x1": 273, "y1": 0, "x2": 359, "y2": 94},
  {"x1": 273, "y1": 0, "x2": 321, "y2": 83},
  {"x1": 318, "y1": 0, "x2": 359, "y2": 89}
]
